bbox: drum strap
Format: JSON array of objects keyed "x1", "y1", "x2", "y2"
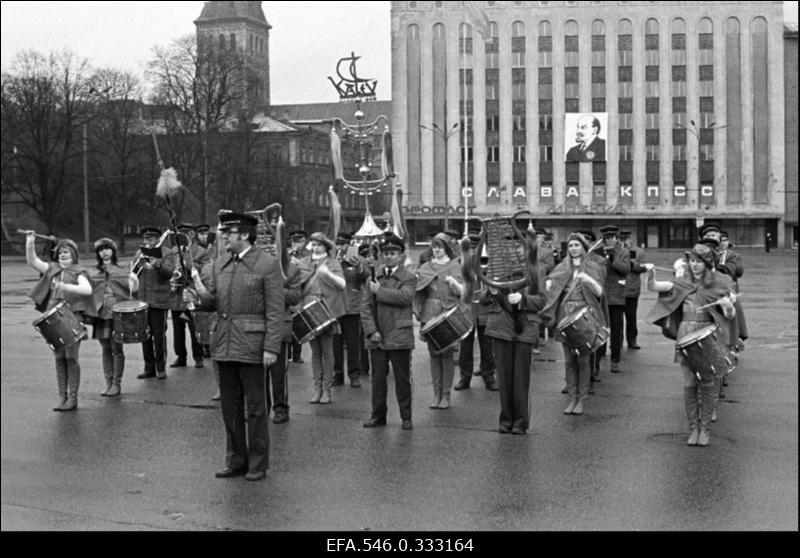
[{"x1": 683, "y1": 312, "x2": 711, "y2": 322}]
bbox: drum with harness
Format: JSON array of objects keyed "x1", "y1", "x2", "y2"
[
  {"x1": 111, "y1": 299, "x2": 150, "y2": 344},
  {"x1": 675, "y1": 324, "x2": 738, "y2": 383},
  {"x1": 33, "y1": 300, "x2": 88, "y2": 351}
]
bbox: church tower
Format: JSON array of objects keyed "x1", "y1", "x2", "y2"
[{"x1": 194, "y1": 1, "x2": 271, "y2": 112}]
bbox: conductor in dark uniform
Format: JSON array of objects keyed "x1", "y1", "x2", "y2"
[
  {"x1": 597, "y1": 225, "x2": 629, "y2": 374},
  {"x1": 361, "y1": 234, "x2": 417, "y2": 431},
  {"x1": 185, "y1": 212, "x2": 284, "y2": 481}
]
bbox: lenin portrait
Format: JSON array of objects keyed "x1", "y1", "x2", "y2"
[{"x1": 565, "y1": 113, "x2": 607, "y2": 162}]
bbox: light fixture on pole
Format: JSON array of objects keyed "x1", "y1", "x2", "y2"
[
  {"x1": 676, "y1": 120, "x2": 727, "y2": 232},
  {"x1": 420, "y1": 122, "x2": 459, "y2": 230}
]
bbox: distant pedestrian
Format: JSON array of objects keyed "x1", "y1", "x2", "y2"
[{"x1": 765, "y1": 232, "x2": 772, "y2": 253}]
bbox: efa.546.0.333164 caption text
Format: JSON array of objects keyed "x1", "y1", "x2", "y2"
[{"x1": 326, "y1": 538, "x2": 475, "y2": 553}]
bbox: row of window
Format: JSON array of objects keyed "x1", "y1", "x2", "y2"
[{"x1": 459, "y1": 145, "x2": 712, "y2": 163}]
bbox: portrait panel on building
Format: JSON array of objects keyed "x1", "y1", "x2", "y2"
[{"x1": 564, "y1": 113, "x2": 608, "y2": 163}]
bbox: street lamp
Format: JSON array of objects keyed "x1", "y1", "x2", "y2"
[
  {"x1": 420, "y1": 122, "x2": 459, "y2": 230},
  {"x1": 676, "y1": 120, "x2": 727, "y2": 231}
]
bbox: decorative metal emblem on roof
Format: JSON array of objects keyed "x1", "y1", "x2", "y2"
[{"x1": 328, "y1": 52, "x2": 377, "y2": 102}]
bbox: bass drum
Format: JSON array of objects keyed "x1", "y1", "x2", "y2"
[{"x1": 111, "y1": 300, "x2": 150, "y2": 344}]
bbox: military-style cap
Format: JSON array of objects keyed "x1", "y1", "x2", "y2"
[
  {"x1": 141, "y1": 226, "x2": 162, "y2": 237},
  {"x1": 218, "y1": 212, "x2": 258, "y2": 232},
  {"x1": 336, "y1": 232, "x2": 353, "y2": 243},
  {"x1": 544, "y1": 232, "x2": 554, "y2": 240},
  {"x1": 534, "y1": 227, "x2": 546, "y2": 236},
  {"x1": 699, "y1": 222, "x2": 721, "y2": 238},
  {"x1": 381, "y1": 234, "x2": 405, "y2": 252},
  {"x1": 442, "y1": 229, "x2": 461, "y2": 239},
  {"x1": 195, "y1": 224, "x2": 210, "y2": 233},
  {"x1": 619, "y1": 230, "x2": 632, "y2": 239},
  {"x1": 698, "y1": 237, "x2": 720, "y2": 249},
  {"x1": 176, "y1": 223, "x2": 195, "y2": 232},
  {"x1": 576, "y1": 229, "x2": 597, "y2": 242},
  {"x1": 599, "y1": 225, "x2": 620, "y2": 237},
  {"x1": 288, "y1": 229, "x2": 307, "y2": 240},
  {"x1": 358, "y1": 243, "x2": 371, "y2": 257}
]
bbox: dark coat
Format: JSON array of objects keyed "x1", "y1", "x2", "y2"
[
  {"x1": 623, "y1": 246, "x2": 648, "y2": 298},
  {"x1": 600, "y1": 242, "x2": 630, "y2": 306},
  {"x1": 360, "y1": 264, "x2": 417, "y2": 351},
  {"x1": 281, "y1": 262, "x2": 305, "y2": 342},
  {"x1": 480, "y1": 287, "x2": 546, "y2": 344},
  {"x1": 196, "y1": 247, "x2": 285, "y2": 363},
  {"x1": 717, "y1": 248, "x2": 744, "y2": 291},
  {"x1": 136, "y1": 245, "x2": 173, "y2": 310},
  {"x1": 341, "y1": 258, "x2": 370, "y2": 315}
]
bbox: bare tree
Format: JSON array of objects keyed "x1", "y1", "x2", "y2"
[
  {"x1": 86, "y1": 69, "x2": 149, "y2": 251},
  {"x1": 1, "y1": 50, "x2": 97, "y2": 235},
  {"x1": 146, "y1": 34, "x2": 257, "y2": 224}
]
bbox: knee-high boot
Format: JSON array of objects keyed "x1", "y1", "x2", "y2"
[
  {"x1": 54, "y1": 358, "x2": 68, "y2": 411},
  {"x1": 438, "y1": 356, "x2": 454, "y2": 409},
  {"x1": 697, "y1": 382, "x2": 716, "y2": 446},
  {"x1": 429, "y1": 356, "x2": 442, "y2": 408},
  {"x1": 106, "y1": 353, "x2": 124, "y2": 397},
  {"x1": 212, "y1": 361, "x2": 221, "y2": 401},
  {"x1": 684, "y1": 385, "x2": 700, "y2": 445},
  {"x1": 61, "y1": 358, "x2": 80, "y2": 411},
  {"x1": 100, "y1": 350, "x2": 114, "y2": 396},
  {"x1": 320, "y1": 373, "x2": 333, "y2": 405}
]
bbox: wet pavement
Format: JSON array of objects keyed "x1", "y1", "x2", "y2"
[{"x1": 1, "y1": 250, "x2": 797, "y2": 531}]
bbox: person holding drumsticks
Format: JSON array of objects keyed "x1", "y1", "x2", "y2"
[
  {"x1": 644, "y1": 239, "x2": 739, "y2": 447},
  {"x1": 414, "y1": 232, "x2": 468, "y2": 410},
  {"x1": 541, "y1": 232, "x2": 608, "y2": 415},
  {"x1": 25, "y1": 231, "x2": 93, "y2": 411},
  {"x1": 86, "y1": 237, "x2": 139, "y2": 397},
  {"x1": 303, "y1": 232, "x2": 346, "y2": 405}
]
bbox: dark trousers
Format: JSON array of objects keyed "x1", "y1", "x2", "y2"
[
  {"x1": 369, "y1": 348, "x2": 412, "y2": 421},
  {"x1": 218, "y1": 360, "x2": 269, "y2": 473},
  {"x1": 458, "y1": 323, "x2": 495, "y2": 381},
  {"x1": 289, "y1": 339, "x2": 303, "y2": 362},
  {"x1": 266, "y1": 342, "x2": 289, "y2": 415},
  {"x1": 171, "y1": 310, "x2": 202, "y2": 361},
  {"x1": 624, "y1": 297, "x2": 639, "y2": 345},
  {"x1": 492, "y1": 338, "x2": 533, "y2": 431},
  {"x1": 333, "y1": 314, "x2": 363, "y2": 378},
  {"x1": 599, "y1": 305, "x2": 625, "y2": 364},
  {"x1": 142, "y1": 307, "x2": 168, "y2": 373}
]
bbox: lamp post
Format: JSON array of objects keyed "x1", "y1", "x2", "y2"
[
  {"x1": 676, "y1": 120, "x2": 727, "y2": 232},
  {"x1": 420, "y1": 122, "x2": 459, "y2": 230}
]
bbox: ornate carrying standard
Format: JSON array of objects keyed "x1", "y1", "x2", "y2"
[{"x1": 470, "y1": 210, "x2": 537, "y2": 291}]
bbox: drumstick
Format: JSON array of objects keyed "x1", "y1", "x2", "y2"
[
  {"x1": 694, "y1": 293, "x2": 744, "y2": 311},
  {"x1": 652, "y1": 266, "x2": 675, "y2": 273},
  {"x1": 17, "y1": 229, "x2": 58, "y2": 242}
]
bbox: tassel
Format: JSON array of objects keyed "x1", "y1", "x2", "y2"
[
  {"x1": 381, "y1": 129, "x2": 394, "y2": 178},
  {"x1": 156, "y1": 167, "x2": 182, "y2": 198},
  {"x1": 390, "y1": 185, "x2": 405, "y2": 239}
]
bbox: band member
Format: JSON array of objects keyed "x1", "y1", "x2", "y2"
[
  {"x1": 361, "y1": 234, "x2": 417, "y2": 430},
  {"x1": 196, "y1": 223, "x2": 220, "y2": 398},
  {"x1": 645, "y1": 240, "x2": 739, "y2": 447},
  {"x1": 25, "y1": 232, "x2": 93, "y2": 411},
  {"x1": 456, "y1": 232, "x2": 498, "y2": 392},
  {"x1": 135, "y1": 227, "x2": 173, "y2": 379},
  {"x1": 332, "y1": 232, "x2": 370, "y2": 388},
  {"x1": 167, "y1": 223, "x2": 209, "y2": 370},
  {"x1": 541, "y1": 233, "x2": 607, "y2": 415},
  {"x1": 480, "y1": 232, "x2": 546, "y2": 435},
  {"x1": 545, "y1": 232, "x2": 561, "y2": 265},
  {"x1": 358, "y1": 242, "x2": 375, "y2": 376},
  {"x1": 532, "y1": 227, "x2": 555, "y2": 354},
  {"x1": 620, "y1": 230, "x2": 647, "y2": 350},
  {"x1": 195, "y1": 224, "x2": 212, "y2": 249},
  {"x1": 415, "y1": 232, "x2": 468, "y2": 410},
  {"x1": 700, "y1": 223, "x2": 744, "y2": 293},
  {"x1": 576, "y1": 229, "x2": 607, "y2": 389},
  {"x1": 185, "y1": 212, "x2": 284, "y2": 481},
  {"x1": 287, "y1": 229, "x2": 309, "y2": 363},
  {"x1": 303, "y1": 232, "x2": 346, "y2": 405},
  {"x1": 86, "y1": 237, "x2": 139, "y2": 397},
  {"x1": 596, "y1": 225, "x2": 629, "y2": 374}
]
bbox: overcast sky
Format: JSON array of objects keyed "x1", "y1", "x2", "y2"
[{"x1": 1, "y1": 1, "x2": 797, "y2": 105}]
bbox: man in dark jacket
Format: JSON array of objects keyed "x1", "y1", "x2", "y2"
[
  {"x1": 136, "y1": 227, "x2": 173, "y2": 379},
  {"x1": 597, "y1": 225, "x2": 629, "y2": 373},
  {"x1": 620, "y1": 230, "x2": 647, "y2": 350},
  {"x1": 333, "y1": 232, "x2": 370, "y2": 388},
  {"x1": 186, "y1": 212, "x2": 284, "y2": 481},
  {"x1": 361, "y1": 234, "x2": 417, "y2": 430}
]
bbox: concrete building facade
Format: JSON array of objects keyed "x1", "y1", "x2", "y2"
[{"x1": 391, "y1": 1, "x2": 786, "y2": 248}]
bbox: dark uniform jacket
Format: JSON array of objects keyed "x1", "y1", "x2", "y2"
[
  {"x1": 716, "y1": 249, "x2": 744, "y2": 292},
  {"x1": 600, "y1": 242, "x2": 630, "y2": 306},
  {"x1": 341, "y1": 258, "x2": 370, "y2": 315},
  {"x1": 360, "y1": 264, "x2": 417, "y2": 351},
  {"x1": 623, "y1": 246, "x2": 648, "y2": 299},
  {"x1": 196, "y1": 247, "x2": 285, "y2": 363},
  {"x1": 480, "y1": 287, "x2": 546, "y2": 344},
  {"x1": 136, "y1": 245, "x2": 173, "y2": 310},
  {"x1": 281, "y1": 262, "x2": 305, "y2": 342}
]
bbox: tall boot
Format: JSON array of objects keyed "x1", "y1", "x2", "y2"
[
  {"x1": 100, "y1": 350, "x2": 113, "y2": 396},
  {"x1": 53, "y1": 358, "x2": 68, "y2": 411},
  {"x1": 684, "y1": 386, "x2": 700, "y2": 445},
  {"x1": 309, "y1": 376, "x2": 323, "y2": 404},
  {"x1": 438, "y1": 390, "x2": 451, "y2": 409},
  {"x1": 439, "y1": 356, "x2": 455, "y2": 409},
  {"x1": 60, "y1": 358, "x2": 80, "y2": 411},
  {"x1": 697, "y1": 382, "x2": 716, "y2": 446},
  {"x1": 319, "y1": 371, "x2": 333, "y2": 404},
  {"x1": 106, "y1": 353, "x2": 124, "y2": 397},
  {"x1": 212, "y1": 362, "x2": 221, "y2": 401},
  {"x1": 429, "y1": 356, "x2": 442, "y2": 408}
]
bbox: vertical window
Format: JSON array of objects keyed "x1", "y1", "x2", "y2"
[
  {"x1": 538, "y1": 20, "x2": 552, "y2": 67},
  {"x1": 592, "y1": 20, "x2": 606, "y2": 113},
  {"x1": 698, "y1": 17, "x2": 714, "y2": 130},
  {"x1": 671, "y1": 18, "x2": 687, "y2": 153},
  {"x1": 512, "y1": 20, "x2": 526, "y2": 68}
]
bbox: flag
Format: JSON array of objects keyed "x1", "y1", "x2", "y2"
[
  {"x1": 465, "y1": 2, "x2": 492, "y2": 43},
  {"x1": 330, "y1": 123, "x2": 344, "y2": 182},
  {"x1": 327, "y1": 185, "x2": 342, "y2": 241}
]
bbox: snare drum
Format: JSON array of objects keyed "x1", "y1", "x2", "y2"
[
  {"x1": 111, "y1": 300, "x2": 150, "y2": 344},
  {"x1": 32, "y1": 300, "x2": 88, "y2": 351},
  {"x1": 556, "y1": 306, "x2": 605, "y2": 353},
  {"x1": 420, "y1": 306, "x2": 473, "y2": 354},
  {"x1": 292, "y1": 299, "x2": 337, "y2": 344},
  {"x1": 675, "y1": 324, "x2": 735, "y2": 382}
]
